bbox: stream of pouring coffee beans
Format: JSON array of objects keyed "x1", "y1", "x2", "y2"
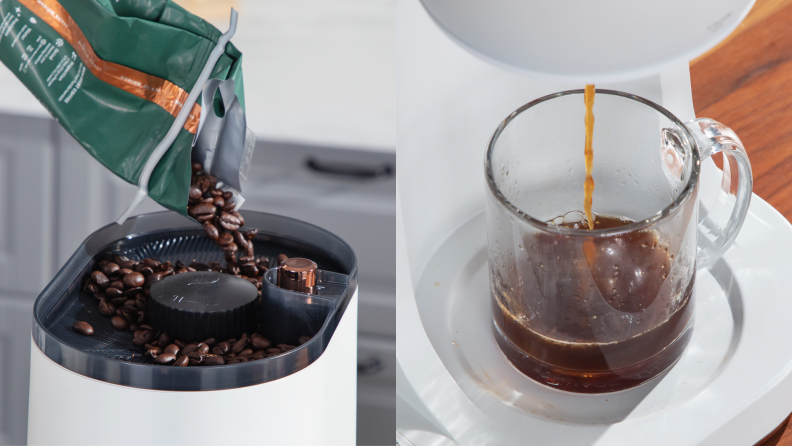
[{"x1": 72, "y1": 165, "x2": 312, "y2": 366}]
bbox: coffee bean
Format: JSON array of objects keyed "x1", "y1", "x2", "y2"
[
  {"x1": 84, "y1": 282, "x2": 98, "y2": 294},
  {"x1": 145, "y1": 272, "x2": 163, "y2": 287},
  {"x1": 226, "y1": 358, "x2": 241, "y2": 365},
  {"x1": 174, "y1": 340, "x2": 186, "y2": 348},
  {"x1": 277, "y1": 254, "x2": 288, "y2": 265},
  {"x1": 98, "y1": 300, "x2": 116, "y2": 316},
  {"x1": 233, "y1": 231, "x2": 248, "y2": 249},
  {"x1": 203, "y1": 355, "x2": 225, "y2": 366},
  {"x1": 105, "y1": 287, "x2": 122, "y2": 298},
  {"x1": 123, "y1": 272, "x2": 145, "y2": 288},
  {"x1": 140, "y1": 266, "x2": 154, "y2": 277},
  {"x1": 219, "y1": 212, "x2": 241, "y2": 231},
  {"x1": 251, "y1": 335, "x2": 272, "y2": 350},
  {"x1": 189, "y1": 203, "x2": 216, "y2": 216},
  {"x1": 174, "y1": 356, "x2": 189, "y2": 367},
  {"x1": 102, "y1": 262, "x2": 120, "y2": 277},
  {"x1": 267, "y1": 348, "x2": 281, "y2": 354},
  {"x1": 224, "y1": 242, "x2": 238, "y2": 253},
  {"x1": 128, "y1": 323, "x2": 138, "y2": 332},
  {"x1": 164, "y1": 344, "x2": 180, "y2": 355},
  {"x1": 111, "y1": 316, "x2": 129, "y2": 330},
  {"x1": 73, "y1": 321, "x2": 93, "y2": 336},
  {"x1": 252, "y1": 352, "x2": 266, "y2": 360},
  {"x1": 231, "y1": 211, "x2": 245, "y2": 227},
  {"x1": 155, "y1": 353, "x2": 176, "y2": 364},
  {"x1": 213, "y1": 196, "x2": 225, "y2": 208},
  {"x1": 240, "y1": 264, "x2": 258, "y2": 277},
  {"x1": 217, "y1": 232, "x2": 233, "y2": 246},
  {"x1": 232, "y1": 335, "x2": 248, "y2": 354},
  {"x1": 143, "y1": 258, "x2": 161, "y2": 269},
  {"x1": 91, "y1": 271, "x2": 110, "y2": 288},
  {"x1": 214, "y1": 341, "x2": 230, "y2": 355},
  {"x1": 187, "y1": 350, "x2": 205, "y2": 360},
  {"x1": 239, "y1": 255, "x2": 254, "y2": 264},
  {"x1": 278, "y1": 344, "x2": 297, "y2": 351},
  {"x1": 188, "y1": 357, "x2": 203, "y2": 366},
  {"x1": 203, "y1": 222, "x2": 219, "y2": 240},
  {"x1": 203, "y1": 338, "x2": 217, "y2": 347},
  {"x1": 238, "y1": 348, "x2": 253, "y2": 356},
  {"x1": 181, "y1": 343, "x2": 198, "y2": 356},
  {"x1": 158, "y1": 333, "x2": 170, "y2": 346},
  {"x1": 189, "y1": 186, "x2": 202, "y2": 200},
  {"x1": 136, "y1": 311, "x2": 147, "y2": 324},
  {"x1": 226, "y1": 352, "x2": 236, "y2": 358},
  {"x1": 109, "y1": 280, "x2": 124, "y2": 290},
  {"x1": 243, "y1": 229, "x2": 258, "y2": 240},
  {"x1": 114, "y1": 255, "x2": 136, "y2": 269},
  {"x1": 111, "y1": 296, "x2": 126, "y2": 307},
  {"x1": 146, "y1": 346, "x2": 162, "y2": 356},
  {"x1": 123, "y1": 287, "x2": 142, "y2": 297},
  {"x1": 235, "y1": 356, "x2": 248, "y2": 363},
  {"x1": 135, "y1": 297, "x2": 148, "y2": 311},
  {"x1": 225, "y1": 251, "x2": 238, "y2": 266},
  {"x1": 191, "y1": 162, "x2": 202, "y2": 173},
  {"x1": 195, "y1": 343, "x2": 210, "y2": 355},
  {"x1": 222, "y1": 201, "x2": 236, "y2": 212},
  {"x1": 133, "y1": 330, "x2": 154, "y2": 347}
]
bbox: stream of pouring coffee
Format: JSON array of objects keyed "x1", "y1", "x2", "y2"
[{"x1": 584, "y1": 85, "x2": 595, "y2": 230}]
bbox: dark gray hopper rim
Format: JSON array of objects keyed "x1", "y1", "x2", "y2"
[{"x1": 32, "y1": 211, "x2": 358, "y2": 391}]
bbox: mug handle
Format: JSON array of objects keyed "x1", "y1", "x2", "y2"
[{"x1": 684, "y1": 118, "x2": 753, "y2": 270}]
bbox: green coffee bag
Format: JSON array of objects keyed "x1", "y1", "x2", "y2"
[{"x1": 0, "y1": 0, "x2": 249, "y2": 220}]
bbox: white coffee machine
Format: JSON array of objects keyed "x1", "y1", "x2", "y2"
[
  {"x1": 28, "y1": 212, "x2": 358, "y2": 445},
  {"x1": 397, "y1": 0, "x2": 792, "y2": 444}
]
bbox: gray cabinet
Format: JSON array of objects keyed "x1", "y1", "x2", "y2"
[{"x1": 0, "y1": 113, "x2": 395, "y2": 445}]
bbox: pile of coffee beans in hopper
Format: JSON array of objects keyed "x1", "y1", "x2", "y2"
[{"x1": 73, "y1": 164, "x2": 309, "y2": 366}]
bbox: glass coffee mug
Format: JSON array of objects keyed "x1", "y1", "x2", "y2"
[{"x1": 485, "y1": 90, "x2": 752, "y2": 393}]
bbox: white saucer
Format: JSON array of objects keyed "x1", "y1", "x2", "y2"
[{"x1": 407, "y1": 193, "x2": 792, "y2": 445}]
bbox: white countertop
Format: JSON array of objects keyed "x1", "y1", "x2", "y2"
[{"x1": 0, "y1": 0, "x2": 396, "y2": 152}]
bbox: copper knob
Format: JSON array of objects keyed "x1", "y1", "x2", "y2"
[{"x1": 277, "y1": 258, "x2": 318, "y2": 294}]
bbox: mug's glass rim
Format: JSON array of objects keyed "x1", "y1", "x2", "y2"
[{"x1": 485, "y1": 89, "x2": 701, "y2": 237}]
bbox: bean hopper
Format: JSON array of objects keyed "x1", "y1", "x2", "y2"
[
  {"x1": 28, "y1": 211, "x2": 358, "y2": 445},
  {"x1": 397, "y1": 0, "x2": 792, "y2": 444}
]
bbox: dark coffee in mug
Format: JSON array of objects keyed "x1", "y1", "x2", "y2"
[{"x1": 491, "y1": 214, "x2": 694, "y2": 392}]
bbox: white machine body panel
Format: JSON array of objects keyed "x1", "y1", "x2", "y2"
[{"x1": 28, "y1": 291, "x2": 358, "y2": 445}]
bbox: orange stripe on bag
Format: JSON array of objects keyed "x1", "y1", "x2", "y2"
[{"x1": 19, "y1": 0, "x2": 201, "y2": 133}]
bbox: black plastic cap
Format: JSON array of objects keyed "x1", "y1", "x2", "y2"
[{"x1": 149, "y1": 271, "x2": 259, "y2": 341}]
